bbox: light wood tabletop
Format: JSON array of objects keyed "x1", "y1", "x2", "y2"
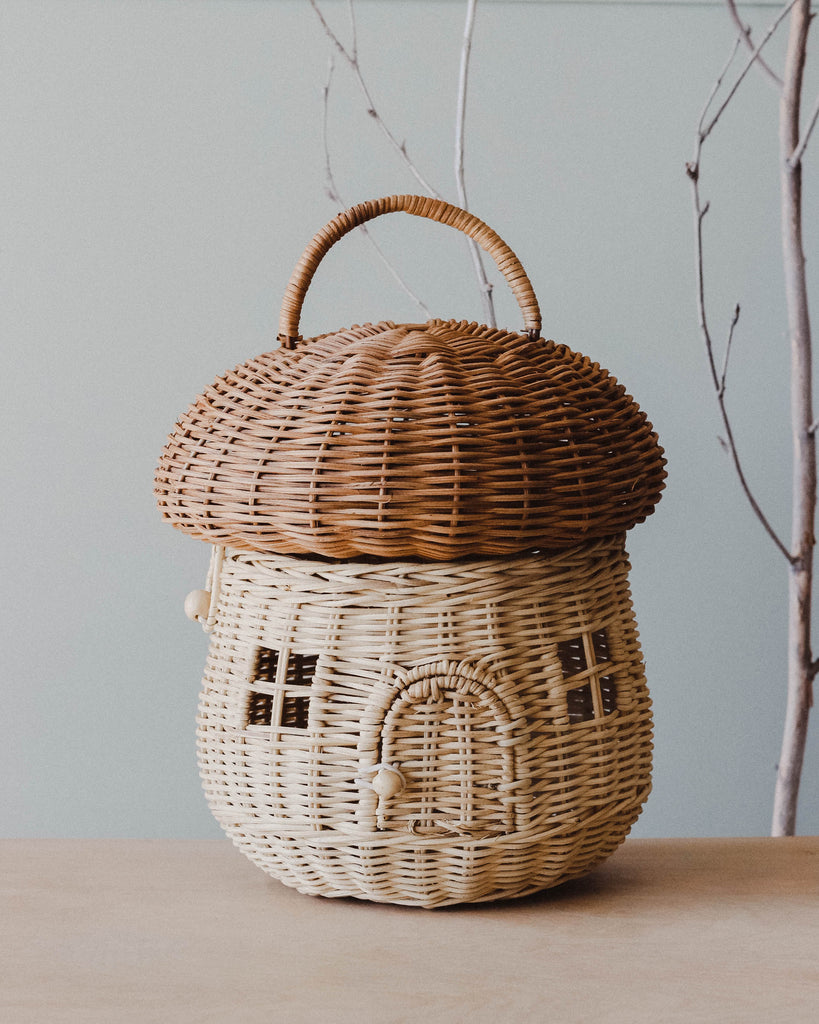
[{"x1": 2, "y1": 837, "x2": 817, "y2": 1023}]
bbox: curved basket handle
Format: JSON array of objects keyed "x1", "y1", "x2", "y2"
[{"x1": 277, "y1": 194, "x2": 541, "y2": 348}]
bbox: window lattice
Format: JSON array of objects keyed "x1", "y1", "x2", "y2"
[
  {"x1": 557, "y1": 630, "x2": 618, "y2": 723},
  {"x1": 244, "y1": 647, "x2": 317, "y2": 731}
]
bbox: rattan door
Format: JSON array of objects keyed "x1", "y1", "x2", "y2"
[{"x1": 361, "y1": 661, "x2": 525, "y2": 839}]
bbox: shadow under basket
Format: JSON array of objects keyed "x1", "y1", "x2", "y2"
[{"x1": 196, "y1": 534, "x2": 653, "y2": 908}]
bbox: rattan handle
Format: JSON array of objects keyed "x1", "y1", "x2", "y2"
[{"x1": 277, "y1": 194, "x2": 541, "y2": 348}]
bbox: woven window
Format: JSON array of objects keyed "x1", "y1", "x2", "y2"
[
  {"x1": 557, "y1": 629, "x2": 618, "y2": 723},
  {"x1": 245, "y1": 647, "x2": 317, "y2": 731}
]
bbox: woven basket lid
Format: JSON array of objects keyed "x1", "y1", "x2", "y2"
[{"x1": 155, "y1": 196, "x2": 665, "y2": 560}]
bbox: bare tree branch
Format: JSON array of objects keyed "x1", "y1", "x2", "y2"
[
  {"x1": 321, "y1": 57, "x2": 431, "y2": 318},
  {"x1": 454, "y1": 0, "x2": 497, "y2": 328},
  {"x1": 709, "y1": 301, "x2": 792, "y2": 562},
  {"x1": 772, "y1": 0, "x2": 816, "y2": 836},
  {"x1": 694, "y1": 195, "x2": 791, "y2": 561},
  {"x1": 311, "y1": 0, "x2": 502, "y2": 327},
  {"x1": 686, "y1": 37, "x2": 740, "y2": 394},
  {"x1": 687, "y1": 27, "x2": 793, "y2": 563},
  {"x1": 790, "y1": 88, "x2": 819, "y2": 164},
  {"x1": 702, "y1": 0, "x2": 797, "y2": 143},
  {"x1": 346, "y1": 0, "x2": 358, "y2": 62},
  {"x1": 726, "y1": 0, "x2": 784, "y2": 87},
  {"x1": 693, "y1": 36, "x2": 742, "y2": 159},
  {"x1": 309, "y1": 0, "x2": 441, "y2": 198},
  {"x1": 719, "y1": 303, "x2": 741, "y2": 398},
  {"x1": 695, "y1": 1, "x2": 816, "y2": 834}
]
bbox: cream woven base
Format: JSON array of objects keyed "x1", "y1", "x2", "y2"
[{"x1": 196, "y1": 536, "x2": 652, "y2": 907}]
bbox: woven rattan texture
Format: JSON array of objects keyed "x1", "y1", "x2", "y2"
[
  {"x1": 155, "y1": 319, "x2": 666, "y2": 560},
  {"x1": 197, "y1": 535, "x2": 653, "y2": 907},
  {"x1": 276, "y1": 194, "x2": 542, "y2": 345}
]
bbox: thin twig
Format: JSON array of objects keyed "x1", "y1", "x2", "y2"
[
  {"x1": 687, "y1": 28, "x2": 794, "y2": 563},
  {"x1": 726, "y1": 0, "x2": 784, "y2": 87},
  {"x1": 321, "y1": 57, "x2": 431, "y2": 318},
  {"x1": 719, "y1": 304, "x2": 741, "y2": 398},
  {"x1": 685, "y1": 34, "x2": 742, "y2": 248},
  {"x1": 454, "y1": 0, "x2": 497, "y2": 327},
  {"x1": 790, "y1": 88, "x2": 819, "y2": 164},
  {"x1": 346, "y1": 0, "x2": 358, "y2": 62},
  {"x1": 694, "y1": 36, "x2": 742, "y2": 158},
  {"x1": 716, "y1": 351, "x2": 794, "y2": 563},
  {"x1": 311, "y1": 0, "x2": 504, "y2": 328},
  {"x1": 309, "y1": 0, "x2": 441, "y2": 198},
  {"x1": 693, "y1": 165, "x2": 790, "y2": 560},
  {"x1": 702, "y1": 0, "x2": 798, "y2": 143}
]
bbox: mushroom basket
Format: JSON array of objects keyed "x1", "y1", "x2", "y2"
[{"x1": 155, "y1": 195, "x2": 666, "y2": 907}]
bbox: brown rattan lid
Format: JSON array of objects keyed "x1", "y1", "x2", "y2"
[{"x1": 155, "y1": 197, "x2": 665, "y2": 560}]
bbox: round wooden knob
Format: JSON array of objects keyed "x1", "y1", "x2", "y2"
[
  {"x1": 371, "y1": 767, "x2": 405, "y2": 801},
  {"x1": 184, "y1": 589, "x2": 211, "y2": 622}
]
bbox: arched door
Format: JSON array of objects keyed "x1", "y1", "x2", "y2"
[{"x1": 360, "y1": 661, "x2": 527, "y2": 838}]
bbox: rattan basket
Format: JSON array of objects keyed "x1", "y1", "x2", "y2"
[{"x1": 156, "y1": 195, "x2": 665, "y2": 907}]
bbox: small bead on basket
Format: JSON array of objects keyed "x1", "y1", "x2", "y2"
[{"x1": 155, "y1": 195, "x2": 665, "y2": 907}]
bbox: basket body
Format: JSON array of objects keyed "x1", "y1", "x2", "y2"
[{"x1": 197, "y1": 535, "x2": 652, "y2": 907}]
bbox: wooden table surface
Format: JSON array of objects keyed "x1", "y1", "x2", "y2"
[{"x1": 3, "y1": 837, "x2": 817, "y2": 1023}]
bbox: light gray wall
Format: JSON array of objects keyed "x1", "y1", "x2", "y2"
[{"x1": 3, "y1": 0, "x2": 817, "y2": 838}]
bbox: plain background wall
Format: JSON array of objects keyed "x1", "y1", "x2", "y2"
[{"x1": 3, "y1": 0, "x2": 818, "y2": 839}]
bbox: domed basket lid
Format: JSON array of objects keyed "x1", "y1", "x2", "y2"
[{"x1": 155, "y1": 195, "x2": 665, "y2": 560}]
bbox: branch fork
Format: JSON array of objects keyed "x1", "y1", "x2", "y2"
[
  {"x1": 691, "y1": 0, "x2": 816, "y2": 834},
  {"x1": 310, "y1": 0, "x2": 497, "y2": 327}
]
